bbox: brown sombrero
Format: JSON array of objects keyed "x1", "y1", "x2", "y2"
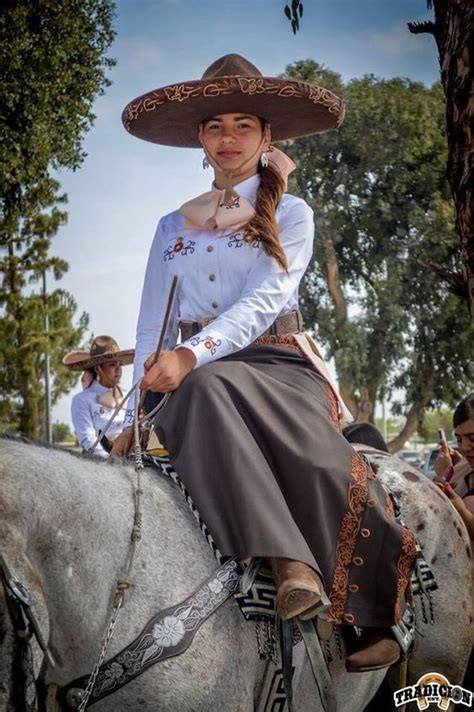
[
  {"x1": 62, "y1": 335, "x2": 134, "y2": 372},
  {"x1": 122, "y1": 53, "x2": 345, "y2": 148}
]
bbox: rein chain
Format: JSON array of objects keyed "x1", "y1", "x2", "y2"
[
  {"x1": 76, "y1": 389, "x2": 144, "y2": 712},
  {"x1": 74, "y1": 276, "x2": 179, "y2": 711}
]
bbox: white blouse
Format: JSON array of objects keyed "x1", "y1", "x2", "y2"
[
  {"x1": 71, "y1": 380, "x2": 126, "y2": 458},
  {"x1": 128, "y1": 174, "x2": 314, "y2": 416}
]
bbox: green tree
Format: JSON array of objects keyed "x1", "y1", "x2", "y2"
[
  {"x1": 52, "y1": 421, "x2": 74, "y2": 443},
  {"x1": 282, "y1": 60, "x2": 474, "y2": 450},
  {"x1": 284, "y1": 1, "x2": 474, "y2": 314},
  {"x1": 0, "y1": 0, "x2": 115, "y2": 436},
  {"x1": 417, "y1": 408, "x2": 454, "y2": 444}
]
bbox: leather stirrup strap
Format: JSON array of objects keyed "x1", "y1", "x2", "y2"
[
  {"x1": 280, "y1": 618, "x2": 294, "y2": 711},
  {"x1": 240, "y1": 557, "x2": 262, "y2": 595},
  {"x1": 296, "y1": 618, "x2": 337, "y2": 712},
  {"x1": 59, "y1": 558, "x2": 242, "y2": 709}
]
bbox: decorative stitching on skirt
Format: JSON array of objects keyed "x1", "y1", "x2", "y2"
[
  {"x1": 394, "y1": 527, "x2": 417, "y2": 622},
  {"x1": 327, "y1": 453, "x2": 369, "y2": 623},
  {"x1": 325, "y1": 381, "x2": 340, "y2": 428}
]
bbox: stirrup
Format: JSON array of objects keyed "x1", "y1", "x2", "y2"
[{"x1": 297, "y1": 599, "x2": 331, "y2": 621}]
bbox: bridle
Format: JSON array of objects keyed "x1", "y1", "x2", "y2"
[{"x1": 0, "y1": 553, "x2": 57, "y2": 712}]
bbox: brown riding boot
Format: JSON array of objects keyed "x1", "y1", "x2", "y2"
[
  {"x1": 345, "y1": 627, "x2": 401, "y2": 673},
  {"x1": 270, "y1": 558, "x2": 330, "y2": 620}
]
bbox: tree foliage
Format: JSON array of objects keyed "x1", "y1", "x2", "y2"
[
  {"x1": 409, "y1": 0, "x2": 474, "y2": 315},
  {"x1": 283, "y1": 1, "x2": 474, "y2": 313},
  {"x1": 52, "y1": 421, "x2": 74, "y2": 443},
  {"x1": 281, "y1": 60, "x2": 474, "y2": 449},
  {"x1": 0, "y1": 0, "x2": 115, "y2": 435}
]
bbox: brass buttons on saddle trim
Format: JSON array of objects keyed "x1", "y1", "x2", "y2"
[{"x1": 209, "y1": 274, "x2": 216, "y2": 281}]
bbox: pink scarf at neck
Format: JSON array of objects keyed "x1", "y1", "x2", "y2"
[{"x1": 179, "y1": 148, "x2": 296, "y2": 231}]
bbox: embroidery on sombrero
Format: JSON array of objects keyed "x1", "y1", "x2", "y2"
[{"x1": 123, "y1": 76, "x2": 345, "y2": 135}]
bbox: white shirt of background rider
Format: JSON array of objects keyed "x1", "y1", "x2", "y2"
[{"x1": 71, "y1": 381, "x2": 125, "y2": 459}]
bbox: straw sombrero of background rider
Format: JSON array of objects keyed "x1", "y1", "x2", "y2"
[
  {"x1": 62, "y1": 335, "x2": 134, "y2": 372},
  {"x1": 122, "y1": 53, "x2": 345, "y2": 147}
]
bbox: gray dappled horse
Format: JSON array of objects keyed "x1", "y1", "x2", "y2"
[{"x1": 0, "y1": 438, "x2": 471, "y2": 711}]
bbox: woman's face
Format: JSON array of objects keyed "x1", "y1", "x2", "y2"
[
  {"x1": 96, "y1": 362, "x2": 122, "y2": 388},
  {"x1": 455, "y1": 418, "x2": 474, "y2": 467},
  {"x1": 200, "y1": 113, "x2": 270, "y2": 180}
]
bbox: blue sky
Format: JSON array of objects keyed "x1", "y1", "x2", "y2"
[{"x1": 52, "y1": 0, "x2": 438, "y2": 426}]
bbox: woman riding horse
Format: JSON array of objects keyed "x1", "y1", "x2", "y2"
[{"x1": 112, "y1": 53, "x2": 416, "y2": 672}]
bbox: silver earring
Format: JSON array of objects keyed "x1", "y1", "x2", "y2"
[
  {"x1": 202, "y1": 154, "x2": 210, "y2": 169},
  {"x1": 260, "y1": 152, "x2": 269, "y2": 168}
]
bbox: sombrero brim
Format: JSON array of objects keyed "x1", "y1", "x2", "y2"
[
  {"x1": 122, "y1": 76, "x2": 345, "y2": 148},
  {"x1": 62, "y1": 349, "x2": 135, "y2": 372}
]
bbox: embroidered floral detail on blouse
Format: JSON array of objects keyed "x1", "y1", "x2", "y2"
[
  {"x1": 181, "y1": 239, "x2": 195, "y2": 255},
  {"x1": 227, "y1": 232, "x2": 244, "y2": 248},
  {"x1": 225, "y1": 232, "x2": 260, "y2": 249},
  {"x1": 190, "y1": 334, "x2": 221, "y2": 355},
  {"x1": 152, "y1": 616, "x2": 186, "y2": 648},
  {"x1": 163, "y1": 238, "x2": 196, "y2": 261},
  {"x1": 163, "y1": 244, "x2": 176, "y2": 262}
]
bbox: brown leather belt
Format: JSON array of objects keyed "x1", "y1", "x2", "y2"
[{"x1": 179, "y1": 310, "x2": 303, "y2": 343}]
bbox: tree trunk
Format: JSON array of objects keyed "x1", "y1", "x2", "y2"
[
  {"x1": 319, "y1": 233, "x2": 358, "y2": 419},
  {"x1": 319, "y1": 233, "x2": 378, "y2": 422},
  {"x1": 387, "y1": 404, "x2": 422, "y2": 453},
  {"x1": 320, "y1": 234, "x2": 348, "y2": 323},
  {"x1": 410, "y1": 1, "x2": 474, "y2": 314}
]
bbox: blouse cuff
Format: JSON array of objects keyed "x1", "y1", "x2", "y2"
[{"x1": 176, "y1": 333, "x2": 225, "y2": 368}]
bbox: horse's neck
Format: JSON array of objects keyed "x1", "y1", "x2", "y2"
[{"x1": 1, "y1": 442, "x2": 219, "y2": 681}]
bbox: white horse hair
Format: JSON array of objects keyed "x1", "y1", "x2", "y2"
[{"x1": 0, "y1": 437, "x2": 471, "y2": 711}]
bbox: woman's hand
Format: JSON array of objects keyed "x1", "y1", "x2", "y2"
[
  {"x1": 433, "y1": 446, "x2": 463, "y2": 478},
  {"x1": 111, "y1": 426, "x2": 133, "y2": 457},
  {"x1": 142, "y1": 348, "x2": 196, "y2": 392}
]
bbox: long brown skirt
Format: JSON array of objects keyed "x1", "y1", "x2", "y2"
[{"x1": 154, "y1": 342, "x2": 416, "y2": 628}]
